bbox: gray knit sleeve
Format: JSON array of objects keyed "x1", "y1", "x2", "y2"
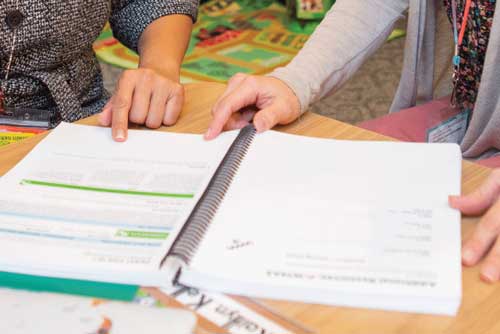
[{"x1": 110, "y1": 0, "x2": 199, "y2": 53}]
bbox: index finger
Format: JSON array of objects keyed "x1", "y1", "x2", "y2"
[
  {"x1": 205, "y1": 80, "x2": 259, "y2": 140},
  {"x1": 211, "y1": 73, "x2": 249, "y2": 113},
  {"x1": 111, "y1": 75, "x2": 136, "y2": 142}
]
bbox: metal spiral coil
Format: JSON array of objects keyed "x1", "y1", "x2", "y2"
[{"x1": 165, "y1": 125, "x2": 256, "y2": 265}]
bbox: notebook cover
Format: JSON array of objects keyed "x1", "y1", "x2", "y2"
[{"x1": 0, "y1": 271, "x2": 139, "y2": 301}]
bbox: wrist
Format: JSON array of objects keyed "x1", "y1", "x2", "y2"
[
  {"x1": 139, "y1": 61, "x2": 181, "y2": 83},
  {"x1": 267, "y1": 69, "x2": 309, "y2": 114},
  {"x1": 268, "y1": 75, "x2": 302, "y2": 116}
]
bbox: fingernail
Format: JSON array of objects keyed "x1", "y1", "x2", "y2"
[
  {"x1": 450, "y1": 197, "x2": 465, "y2": 210},
  {"x1": 254, "y1": 119, "x2": 265, "y2": 133},
  {"x1": 481, "y1": 267, "x2": 498, "y2": 283},
  {"x1": 462, "y1": 248, "x2": 475, "y2": 265},
  {"x1": 115, "y1": 129, "x2": 126, "y2": 141}
]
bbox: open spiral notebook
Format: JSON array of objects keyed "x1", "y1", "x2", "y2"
[{"x1": 0, "y1": 123, "x2": 462, "y2": 315}]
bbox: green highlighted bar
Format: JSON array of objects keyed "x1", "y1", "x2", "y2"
[
  {"x1": 116, "y1": 230, "x2": 169, "y2": 240},
  {"x1": 0, "y1": 271, "x2": 138, "y2": 301},
  {"x1": 20, "y1": 179, "x2": 194, "y2": 199}
]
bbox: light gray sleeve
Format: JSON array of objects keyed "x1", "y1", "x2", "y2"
[{"x1": 269, "y1": 0, "x2": 409, "y2": 113}]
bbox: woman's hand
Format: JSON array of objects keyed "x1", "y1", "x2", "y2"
[
  {"x1": 450, "y1": 169, "x2": 500, "y2": 282},
  {"x1": 204, "y1": 73, "x2": 301, "y2": 140},
  {"x1": 98, "y1": 68, "x2": 184, "y2": 142},
  {"x1": 98, "y1": 14, "x2": 193, "y2": 142}
]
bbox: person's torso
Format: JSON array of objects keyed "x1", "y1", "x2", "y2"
[
  {"x1": 0, "y1": 0, "x2": 111, "y2": 124},
  {"x1": 403, "y1": 0, "x2": 500, "y2": 158}
]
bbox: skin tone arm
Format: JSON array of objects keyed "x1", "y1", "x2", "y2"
[{"x1": 98, "y1": 14, "x2": 193, "y2": 141}]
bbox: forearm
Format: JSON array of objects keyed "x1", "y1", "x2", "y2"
[
  {"x1": 270, "y1": 0, "x2": 409, "y2": 112},
  {"x1": 138, "y1": 14, "x2": 193, "y2": 82}
]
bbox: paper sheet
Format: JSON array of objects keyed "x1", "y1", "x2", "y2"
[
  {"x1": 0, "y1": 123, "x2": 237, "y2": 284},
  {"x1": 186, "y1": 131, "x2": 463, "y2": 313},
  {"x1": 0, "y1": 288, "x2": 196, "y2": 334}
]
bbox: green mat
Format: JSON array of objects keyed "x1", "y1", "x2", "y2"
[{"x1": 94, "y1": 0, "x2": 405, "y2": 83}]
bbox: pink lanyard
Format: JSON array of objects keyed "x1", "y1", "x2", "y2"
[{"x1": 451, "y1": 0, "x2": 472, "y2": 67}]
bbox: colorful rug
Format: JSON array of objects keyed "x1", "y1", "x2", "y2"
[{"x1": 93, "y1": 0, "x2": 406, "y2": 83}]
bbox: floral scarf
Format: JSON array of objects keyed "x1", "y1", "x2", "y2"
[{"x1": 443, "y1": 0, "x2": 496, "y2": 112}]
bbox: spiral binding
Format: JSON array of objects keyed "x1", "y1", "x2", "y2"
[{"x1": 165, "y1": 125, "x2": 257, "y2": 265}]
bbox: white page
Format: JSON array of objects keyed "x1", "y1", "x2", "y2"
[
  {"x1": 0, "y1": 288, "x2": 196, "y2": 334},
  {"x1": 186, "y1": 131, "x2": 462, "y2": 310},
  {"x1": 0, "y1": 123, "x2": 237, "y2": 283}
]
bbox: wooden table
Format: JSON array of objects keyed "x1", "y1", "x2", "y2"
[{"x1": 0, "y1": 83, "x2": 497, "y2": 334}]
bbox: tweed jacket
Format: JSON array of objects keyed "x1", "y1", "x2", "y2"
[{"x1": 0, "y1": 0, "x2": 198, "y2": 125}]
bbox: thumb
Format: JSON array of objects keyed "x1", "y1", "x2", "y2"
[
  {"x1": 253, "y1": 104, "x2": 282, "y2": 133},
  {"x1": 98, "y1": 100, "x2": 113, "y2": 126},
  {"x1": 449, "y1": 170, "x2": 500, "y2": 215}
]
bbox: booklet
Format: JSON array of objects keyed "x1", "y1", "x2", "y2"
[
  {"x1": 0, "y1": 125, "x2": 45, "y2": 147},
  {"x1": 0, "y1": 123, "x2": 462, "y2": 315},
  {"x1": 0, "y1": 288, "x2": 196, "y2": 334}
]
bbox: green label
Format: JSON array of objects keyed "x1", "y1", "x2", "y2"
[{"x1": 116, "y1": 230, "x2": 169, "y2": 240}]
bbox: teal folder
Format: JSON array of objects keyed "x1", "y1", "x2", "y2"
[{"x1": 0, "y1": 272, "x2": 139, "y2": 301}]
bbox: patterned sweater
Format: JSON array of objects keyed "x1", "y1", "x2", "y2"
[{"x1": 0, "y1": 0, "x2": 198, "y2": 125}]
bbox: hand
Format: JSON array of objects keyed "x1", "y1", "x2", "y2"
[
  {"x1": 449, "y1": 169, "x2": 500, "y2": 282},
  {"x1": 98, "y1": 68, "x2": 184, "y2": 142},
  {"x1": 204, "y1": 73, "x2": 301, "y2": 140}
]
